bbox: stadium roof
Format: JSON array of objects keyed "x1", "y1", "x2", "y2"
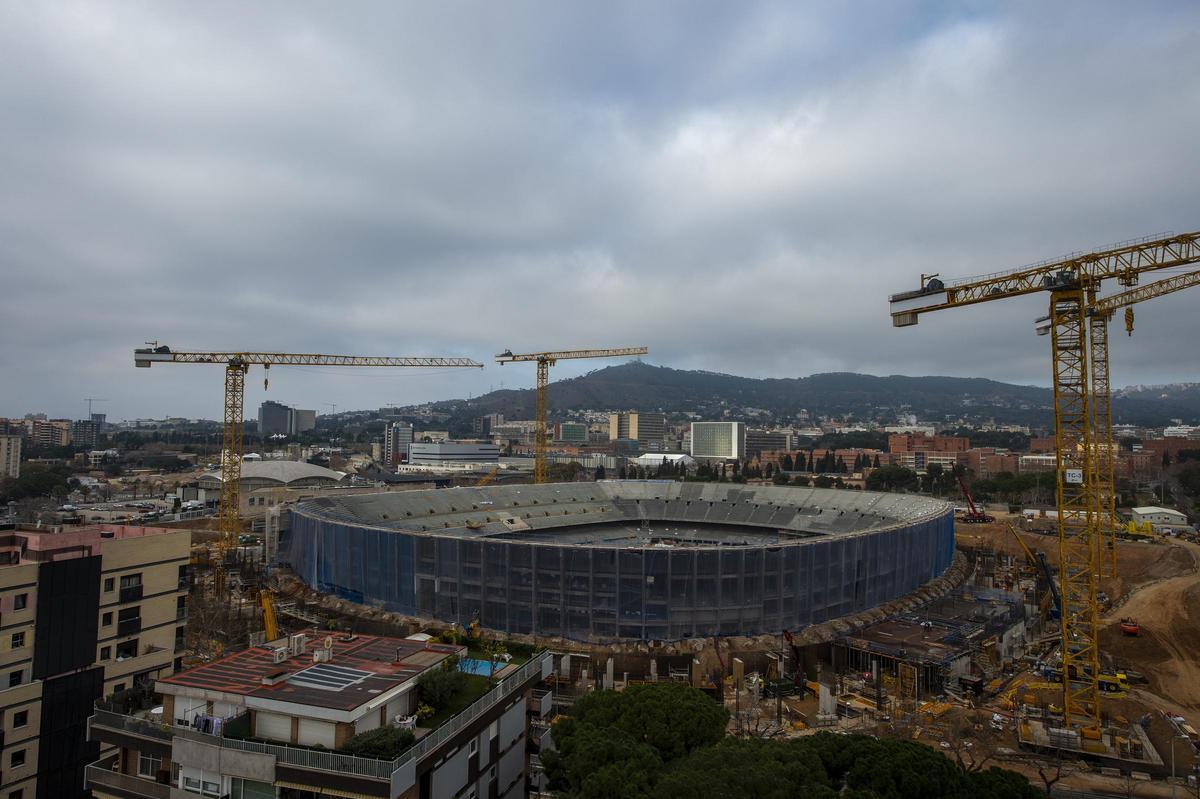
[{"x1": 199, "y1": 460, "x2": 345, "y2": 485}]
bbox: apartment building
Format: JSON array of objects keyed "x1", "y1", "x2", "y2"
[
  {"x1": 86, "y1": 634, "x2": 553, "y2": 799},
  {"x1": 0, "y1": 523, "x2": 189, "y2": 799},
  {"x1": 0, "y1": 436, "x2": 19, "y2": 479}
]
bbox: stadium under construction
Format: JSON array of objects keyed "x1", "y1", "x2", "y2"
[{"x1": 280, "y1": 481, "x2": 954, "y2": 641}]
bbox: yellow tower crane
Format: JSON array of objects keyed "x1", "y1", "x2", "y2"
[
  {"x1": 135, "y1": 345, "x2": 482, "y2": 586},
  {"x1": 889, "y1": 231, "x2": 1200, "y2": 733},
  {"x1": 494, "y1": 347, "x2": 649, "y2": 483},
  {"x1": 1081, "y1": 267, "x2": 1200, "y2": 574}
]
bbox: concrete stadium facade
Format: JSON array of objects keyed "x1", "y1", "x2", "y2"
[{"x1": 281, "y1": 481, "x2": 954, "y2": 642}]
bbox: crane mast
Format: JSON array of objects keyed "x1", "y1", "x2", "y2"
[
  {"x1": 888, "y1": 231, "x2": 1200, "y2": 733},
  {"x1": 495, "y1": 347, "x2": 649, "y2": 483}
]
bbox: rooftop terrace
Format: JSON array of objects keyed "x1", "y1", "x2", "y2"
[{"x1": 157, "y1": 630, "x2": 464, "y2": 712}]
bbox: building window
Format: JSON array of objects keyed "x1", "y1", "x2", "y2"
[
  {"x1": 119, "y1": 573, "x2": 143, "y2": 602},
  {"x1": 114, "y1": 682, "x2": 125, "y2": 692},
  {"x1": 468, "y1": 738, "x2": 478, "y2": 757},
  {"x1": 182, "y1": 774, "x2": 222, "y2": 798},
  {"x1": 100, "y1": 646, "x2": 111, "y2": 661},
  {"x1": 10, "y1": 632, "x2": 23, "y2": 649},
  {"x1": 137, "y1": 752, "x2": 162, "y2": 778},
  {"x1": 12, "y1": 710, "x2": 27, "y2": 728},
  {"x1": 8, "y1": 670, "x2": 21, "y2": 688},
  {"x1": 10, "y1": 749, "x2": 24, "y2": 768},
  {"x1": 9, "y1": 789, "x2": 23, "y2": 799},
  {"x1": 118, "y1": 606, "x2": 141, "y2": 635},
  {"x1": 13, "y1": 594, "x2": 26, "y2": 610},
  {"x1": 116, "y1": 639, "x2": 138, "y2": 660},
  {"x1": 104, "y1": 577, "x2": 114, "y2": 592},
  {"x1": 102, "y1": 611, "x2": 112, "y2": 626},
  {"x1": 230, "y1": 777, "x2": 274, "y2": 799},
  {"x1": 119, "y1": 573, "x2": 142, "y2": 589}
]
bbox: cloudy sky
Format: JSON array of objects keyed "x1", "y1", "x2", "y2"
[{"x1": 2, "y1": 2, "x2": 1198, "y2": 421}]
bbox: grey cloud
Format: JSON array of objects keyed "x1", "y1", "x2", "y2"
[{"x1": 1, "y1": 1, "x2": 1198, "y2": 421}]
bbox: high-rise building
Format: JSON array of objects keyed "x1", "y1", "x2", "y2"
[
  {"x1": 473, "y1": 413, "x2": 505, "y2": 436},
  {"x1": 291, "y1": 408, "x2": 317, "y2": 434},
  {"x1": 0, "y1": 435, "x2": 20, "y2": 479},
  {"x1": 21, "y1": 419, "x2": 70, "y2": 449},
  {"x1": 384, "y1": 422, "x2": 414, "y2": 465},
  {"x1": 258, "y1": 401, "x2": 292, "y2": 437},
  {"x1": 0, "y1": 523, "x2": 189, "y2": 799},
  {"x1": 71, "y1": 420, "x2": 99, "y2": 449},
  {"x1": 689, "y1": 421, "x2": 746, "y2": 460},
  {"x1": 608, "y1": 412, "x2": 666, "y2": 447}
]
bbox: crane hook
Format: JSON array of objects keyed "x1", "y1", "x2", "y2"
[{"x1": 1124, "y1": 307, "x2": 1134, "y2": 336}]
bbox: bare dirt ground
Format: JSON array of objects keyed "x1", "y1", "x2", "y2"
[
  {"x1": 1101, "y1": 541, "x2": 1200, "y2": 711},
  {"x1": 957, "y1": 514, "x2": 1194, "y2": 604}
]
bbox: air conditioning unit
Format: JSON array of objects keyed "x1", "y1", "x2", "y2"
[
  {"x1": 313, "y1": 648, "x2": 332, "y2": 663},
  {"x1": 289, "y1": 634, "x2": 307, "y2": 656},
  {"x1": 272, "y1": 647, "x2": 288, "y2": 664}
]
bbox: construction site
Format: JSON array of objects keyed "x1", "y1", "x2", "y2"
[{"x1": 137, "y1": 233, "x2": 1200, "y2": 796}]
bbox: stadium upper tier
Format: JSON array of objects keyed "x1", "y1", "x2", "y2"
[{"x1": 282, "y1": 481, "x2": 954, "y2": 641}]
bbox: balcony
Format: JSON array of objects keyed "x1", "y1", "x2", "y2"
[
  {"x1": 117, "y1": 617, "x2": 142, "y2": 637},
  {"x1": 529, "y1": 688, "x2": 553, "y2": 719},
  {"x1": 85, "y1": 754, "x2": 170, "y2": 799},
  {"x1": 175, "y1": 606, "x2": 188, "y2": 621},
  {"x1": 119, "y1": 584, "x2": 144, "y2": 603}
]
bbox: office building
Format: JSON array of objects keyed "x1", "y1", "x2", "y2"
[
  {"x1": 0, "y1": 523, "x2": 189, "y2": 799},
  {"x1": 745, "y1": 429, "x2": 789, "y2": 458},
  {"x1": 258, "y1": 401, "x2": 292, "y2": 437},
  {"x1": 258, "y1": 402, "x2": 317, "y2": 437},
  {"x1": 0, "y1": 435, "x2": 19, "y2": 479},
  {"x1": 887, "y1": 432, "x2": 970, "y2": 455},
  {"x1": 291, "y1": 409, "x2": 317, "y2": 434},
  {"x1": 86, "y1": 637, "x2": 552, "y2": 799},
  {"x1": 555, "y1": 421, "x2": 588, "y2": 443},
  {"x1": 689, "y1": 421, "x2": 745, "y2": 461},
  {"x1": 384, "y1": 422, "x2": 414, "y2": 465},
  {"x1": 608, "y1": 412, "x2": 666, "y2": 448},
  {"x1": 407, "y1": 442, "x2": 500, "y2": 467}
]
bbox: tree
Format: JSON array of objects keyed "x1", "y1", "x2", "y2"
[
  {"x1": 618, "y1": 465, "x2": 627, "y2": 479},
  {"x1": 340, "y1": 725, "x2": 415, "y2": 757},
  {"x1": 873, "y1": 454, "x2": 881, "y2": 469},
  {"x1": 653, "y1": 738, "x2": 833, "y2": 799},
  {"x1": 1163, "y1": 451, "x2": 1173, "y2": 467},
  {"x1": 595, "y1": 465, "x2": 606, "y2": 480},
  {"x1": 865, "y1": 465, "x2": 919, "y2": 492},
  {"x1": 781, "y1": 453, "x2": 794, "y2": 471},
  {"x1": 814, "y1": 475, "x2": 834, "y2": 488},
  {"x1": 925, "y1": 463, "x2": 945, "y2": 495},
  {"x1": 417, "y1": 658, "x2": 466, "y2": 709}
]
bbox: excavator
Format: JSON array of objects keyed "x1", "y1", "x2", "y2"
[{"x1": 1005, "y1": 524, "x2": 1061, "y2": 620}]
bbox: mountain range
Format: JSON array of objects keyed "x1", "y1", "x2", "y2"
[{"x1": 428, "y1": 362, "x2": 1200, "y2": 431}]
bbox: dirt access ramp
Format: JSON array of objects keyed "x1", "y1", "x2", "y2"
[{"x1": 1102, "y1": 540, "x2": 1200, "y2": 711}]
